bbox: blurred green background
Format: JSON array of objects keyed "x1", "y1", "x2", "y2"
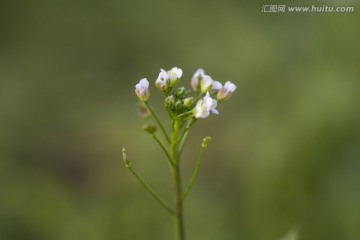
[{"x1": 1, "y1": 0, "x2": 359, "y2": 239}]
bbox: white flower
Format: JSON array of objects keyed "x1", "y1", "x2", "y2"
[
  {"x1": 217, "y1": 81, "x2": 236, "y2": 101},
  {"x1": 191, "y1": 69, "x2": 216, "y2": 93},
  {"x1": 168, "y1": 67, "x2": 183, "y2": 80},
  {"x1": 212, "y1": 81, "x2": 222, "y2": 91},
  {"x1": 135, "y1": 78, "x2": 150, "y2": 101},
  {"x1": 200, "y1": 75, "x2": 213, "y2": 93},
  {"x1": 167, "y1": 67, "x2": 183, "y2": 87},
  {"x1": 191, "y1": 68, "x2": 205, "y2": 91},
  {"x1": 193, "y1": 92, "x2": 219, "y2": 119},
  {"x1": 155, "y1": 69, "x2": 169, "y2": 90}
]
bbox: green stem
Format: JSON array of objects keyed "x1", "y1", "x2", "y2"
[
  {"x1": 175, "y1": 111, "x2": 193, "y2": 120},
  {"x1": 194, "y1": 92, "x2": 205, "y2": 104},
  {"x1": 152, "y1": 134, "x2": 175, "y2": 167},
  {"x1": 171, "y1": 121, "x2": 186, "y2": 240},
  {"x1": 182, "y1": 137, "x2": 210, "y2": 201},
  {"x1": 145, "y1": 101, "x2": 171, "y2": 143},
  {"x1": 126, "y1": 165, "x2": 175, "y2": 215},
  {"x1": 178, "y1": 119, "x2": 196, "y2": 156}
]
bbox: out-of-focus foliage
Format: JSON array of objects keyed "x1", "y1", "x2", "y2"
[{"x1": 1, "y1": 0, "x2": 359, "y2": 239}]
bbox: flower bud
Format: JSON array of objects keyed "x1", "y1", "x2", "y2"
[
  {"x1": 183, "y1": 97, "x2": 194, "y2": 108},
  {"x1": 175, "y1": 87, "x2": 186, "y2": 98},
  {"x1": 155, "y1": 69, "x2": 169, "y2": 91},
  {"x1": 165, "y1": 95, "x2": 175, "y2": 109},
  {"x1": 122, "y1": 147, "x2": 131, "y2": 168},
  {"x1": 202, "y1": 136, "x2": 211, "y2": 148},
  {"x1": 135, "y1": 78, "x2": 150, "y2": 101},
  {"x1": 200, "y1": 75, "x2": 213, "y2": 93},
  {"x1": 168, "y1": 67, "x2": 183, "y2": 87},
  {"x1": 142, "y1": 123, "x2": 157, "y2": 135},
  {"x1": 175, "y1": 100, "x2": 183, "y2": 111},
  {"x1": 217, "y1": 81, "x2": 237, "y2": 101},
  {"x1": 191, "y1": 68, "x2": 204, "y2": 91}
]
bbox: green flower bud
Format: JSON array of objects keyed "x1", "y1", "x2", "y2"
[
  {"x1": 165, "y1": 95, "x2": 175, "y2": 109},
  {"x1": 202, "y1": 136, "x2": 211, "y2": 148},
  {"x1": 175, "y1": 87, "x2": 186, "y2": 98},
  {"x1": 175, "y1": 100, "x2": 183, "y2": 111},
  {"x1": 183, "y1": 97, "x2": 194, "y2": 108},
  {"x1": 142, "y1": 123, "x2": 157, "y2": 135},
  {"x1": 122, "y1": 147, "x2": 131, "y2": 168}
]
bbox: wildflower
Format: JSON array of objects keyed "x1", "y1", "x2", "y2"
[
  {"x1": 200, "y1": 75, "x2": 213, "y2": 93},
  {"x1": 155, "y1": 69, "x2": 170, "y2": 91},
  {"x1": 193, "y1": 92, "x2": 219, "y2": 119},
  {"x1": 212, "y1": 81, "x2": 222, "y2": 91},
  {"x1": 191, "y1": 68, "x2": 205, "y2": 91},
  {"x1": 167, "y1": 67, "x2": 183, "y2": 87},
  {"x1": 135, "y1": 78, "x2": 150, "y2": 101},
  {"x1": 217, "y1": 81, "x2": 236, "y2": 101}
]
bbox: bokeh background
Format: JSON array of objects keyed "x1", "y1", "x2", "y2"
[{"x1": 1, "y1": 0, "x2": 359, "y2": 239}]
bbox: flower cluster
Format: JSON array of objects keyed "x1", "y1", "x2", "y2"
[
  {"x1": 129, "y1": 66, "x2": 237, "y2": 240},
  {"x1": 135, "y1": 67, "x2": 236, "y2": 119}
]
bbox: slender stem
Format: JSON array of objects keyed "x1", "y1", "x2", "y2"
[
  {"x1": 171, "y1": 121, "x2": 186, "y2": 240},
  {"x1": 152, "y1": 134, "x2": 175, "y2": 167},
  {"x1": 145, "y1": 101, "x2": 171, "y2": 143},
  {"x1": 175, "y1": 111, "x2": 193, "y2": 120},
  {"x1": 182, "y1": 139, "x2": 209, "y2": 201},
  {"x1": 126, "y1": 165, "x2": 175, "y2": 215},
  {"x1": 178, "y1": 119, "x2": 196, "y2": 156}
]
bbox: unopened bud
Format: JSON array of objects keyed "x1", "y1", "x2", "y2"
[
  {"x1": 183, "y1": 97, "x2": 194, "y2": 108},
  {"x1": 142, "y1": 123, "x2": 157, "y2": 135},
  {"x1": 165, "y1": 95, "x2": 175, "y2": 109},
  {"x1": 168, "y1": 67, "x2": 182, "y2": 87},
  {"x1": 155, "y1": 69, "x2": 169, "y2": 91},
  {"x1": 191, "y1": 69, "x2": 204, "y2": 91},
  {"x1": 122, "y1": 147, "x2": 131, "y2": 168},
  {"x1": 175, "y1": 100, "x2": 183, "y2": 110},
  {"x1": 217, "y1": 81, "x2": 237, "y2": 102},
  {"x1": 200, "y1": 75, "x2": 213, "y2": 93},
  {"x1": 202, "y1": 136, "x2": 211, "y2": 148},
  {"x1": 175, "y1": 87, "x2": 186, "y2": 98},
  {"x1": 135, "y1": 78, "x2": 150, "y2": 101}
]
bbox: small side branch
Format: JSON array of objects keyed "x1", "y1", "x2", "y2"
[
  {"x1": 182, "y1": 137, "x2": 211, "y2": 201},
  {"x1": 122, "y1": 148, "x2": 175, "y2": 215}
]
